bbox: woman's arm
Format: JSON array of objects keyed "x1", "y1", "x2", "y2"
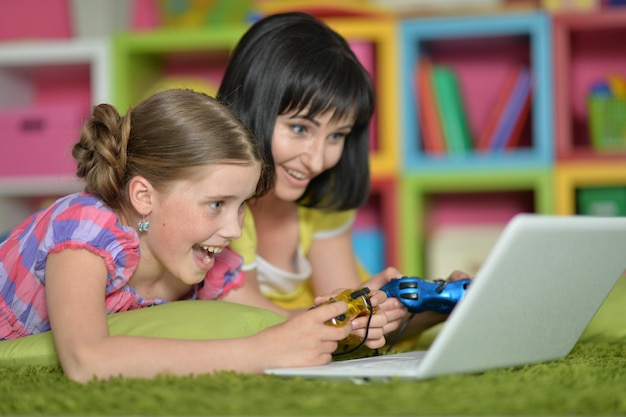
[
  {"x1": 307, "y1": 228, "x2": 404, "y2": 348},
  {"x1": 45, "y1": 249, "x2": 351, "y2": 383},
  {"x1": 221, "y1": 269, "x2": 294, "y2": 317},
  {"x1": 307, "y1": 227, "x2": 362, "y2": 294}
]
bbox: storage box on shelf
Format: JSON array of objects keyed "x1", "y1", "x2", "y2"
[
  {"x1": 554, "y1": 161, "x2": 626, "y2": 214},
  {"x1": 0, "y1": 38, "x2": 110, "y2": 232},
  {"x1": 553, "y1": 8, "x2": 626, "y2": 161},
  {"x1": 399, "y1": 169, "x2": 554, "y2": 277},
  {"x1": 399, "y1": 11, "x2": 553, "y2": 172}
]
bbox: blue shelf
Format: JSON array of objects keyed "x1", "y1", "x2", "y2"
[{"x1": 399, "y1": 11, "x2": 554, "y2": 173}]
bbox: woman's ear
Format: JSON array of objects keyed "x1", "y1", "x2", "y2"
[{"x1": 128, "y1": 176, "x2": 153, "y2": 216}]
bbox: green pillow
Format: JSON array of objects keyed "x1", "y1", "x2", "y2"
[
  {"x1": 579, "y1": 274, "x2": 626, "y2": 343},
  {"x1": 0, "y1": 300, "x2": 286, "y2": 369}
]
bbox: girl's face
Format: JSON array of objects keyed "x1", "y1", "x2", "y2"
[
  {"x1": 142, "y1": 162, "x2": 260, "y2": 286},
  {"x1": 271, "y1": 108, "x2": 354, "y2": 202}
]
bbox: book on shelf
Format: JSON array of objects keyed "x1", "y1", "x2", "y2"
[
  {"x1": 415, "y1": 59, "x2": 446, "y2": 155},
  {"x1": 431, "y1": 65, "x2": 472, "y2": 154},
  {"x1": 478, "y1": 67, "x2": 532, "y2": 152}
]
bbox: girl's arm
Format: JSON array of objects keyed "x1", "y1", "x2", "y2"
[{"x1": 45, "y1": 248, "x2": 351, "y2": 383}]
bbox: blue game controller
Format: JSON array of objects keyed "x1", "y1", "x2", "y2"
[{"x1": 380, "y1": 276, "x2": 471, "y2": 314}]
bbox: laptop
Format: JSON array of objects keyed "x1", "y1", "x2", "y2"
[{"x1": 265, "y1": 213, "x2": 626, "y2": 382}]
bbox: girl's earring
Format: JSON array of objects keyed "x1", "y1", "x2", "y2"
[{"x1": 138, "y1": 216, "x2": 150, "y2": 232}]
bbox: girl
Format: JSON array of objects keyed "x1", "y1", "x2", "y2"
[
  {"x1": 217, "y1": 12, "x2": 469, "y2": 343},
  {"x1": 0, "y1": 89, "x2": 372, "y2": 382}
]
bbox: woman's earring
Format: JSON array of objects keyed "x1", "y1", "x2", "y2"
[{"x1": 138, "y1": 216, "x2": 150, "y2": 232}]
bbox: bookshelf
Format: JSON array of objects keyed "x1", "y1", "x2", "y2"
[
  {"x1": 325, "y1": 18, "x2": 400, "y2": 179},
  {"x1": 3, "y1": 7, "x2": 626, "y2": 280},
  {"x1": 553, "y1": 8, "x2": 626, "y2": 161},
  {"x1": 552, "y1": 8, "x2": 626, "y2": 221},
  {"x1": 554, "y1": 161, "x2": 626, "y2": 214},
  {"x1": 396, "y1": 11, "x2": 555, "y2": 276},
  {"x1": 400, "y1": 169, "x2": 553, "y2": 276},
  {"x1": 399, "y1": 11, "x2": 553, "y2": 172}
]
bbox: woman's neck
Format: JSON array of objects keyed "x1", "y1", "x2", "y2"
[{"x1": 249, "y1": 191, "x2": 297, "y2": 219}]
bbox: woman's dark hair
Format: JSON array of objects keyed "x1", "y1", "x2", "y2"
[
  {"x1": 72, "y1": 88, "x2": 270, "y2": 214},
  {"x1": 217, "y1": 12, "x2": 375, "y2": 211}
]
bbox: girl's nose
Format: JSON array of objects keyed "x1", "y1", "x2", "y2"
[{"x1": 219, "y1": 210, "x2": 243, "y2": 241}]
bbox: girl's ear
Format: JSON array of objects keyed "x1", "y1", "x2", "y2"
[{"x1": 128, "y1": 176, "x2": 153, "y2": 216}]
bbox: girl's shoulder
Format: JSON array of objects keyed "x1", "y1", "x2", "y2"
[{"x1": 34, "y1": 192, "x2": 138, "y2": 254}]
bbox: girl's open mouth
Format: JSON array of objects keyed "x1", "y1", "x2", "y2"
[{"x1": 192, "y1": 244, "x2": 222, "y2": 271}]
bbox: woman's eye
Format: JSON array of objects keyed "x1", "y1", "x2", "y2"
[
  {"x1": 330, "y1": 132, "x2": 348, "y2": 142},
  {"x1": 290, "y1": 124, "x2": 307, "y2": 135}
]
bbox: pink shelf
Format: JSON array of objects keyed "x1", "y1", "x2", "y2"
[
  {"x1": 553, "y1": 8, "x2": 626, "y2": 161},
  {"x1": 422, "y1": 35, "x2": 533, "y2": 150}
]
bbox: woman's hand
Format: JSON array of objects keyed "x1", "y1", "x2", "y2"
[{"x1": 362, "y1": 267, "x2": 408, "y2": 336}]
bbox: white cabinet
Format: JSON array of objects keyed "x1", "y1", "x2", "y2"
[{"x1": 0, "y1": 38, "x2": 110, "y2": 232}]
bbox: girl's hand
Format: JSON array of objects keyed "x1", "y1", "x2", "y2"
[
  {"x1": 313, "y1": 287, "x2": 389, "y2": 350},
  {"x1": 348, "y1": 288, "x2": 389, "y2": 349},
  {"x1": 256, "y1": 301, "x2": 353, "y2": 369}
]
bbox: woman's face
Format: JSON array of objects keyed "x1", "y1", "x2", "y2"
[
  {"x1": 271, "y1": 108, "x2": 354, "y2": 202},
  {"x1": 142, "y1": 162, "x2": 260, "y2": 287}
]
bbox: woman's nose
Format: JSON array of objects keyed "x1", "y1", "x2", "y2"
[{"x1": 301, "y1": 138, "x2": 325, "y2": 174}]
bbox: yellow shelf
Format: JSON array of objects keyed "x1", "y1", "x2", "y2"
[
  {"x1": 554, "y1": 161, "x2": 626, "y2": 214},
  {"x1": 326, "y1": 18, "x2": 399, "y2": 178}
]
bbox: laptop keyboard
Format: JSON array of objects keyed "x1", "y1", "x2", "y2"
[{"x1": 329, "y1": 351, "x2": 426, "y2": 371}]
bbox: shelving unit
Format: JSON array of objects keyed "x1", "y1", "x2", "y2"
[
  {"x1": 2, "y1": 6, "x2": 625, "y2": 279},
  {"x1": 554, "y1": 161, "x2": 626, "y2": 214},
  {"x1": 396, "y1": 11, "x2": 555, "y2": 276},
  {"x1": 552, "y1": 8, "x2": 626, "y2": 221},
  {"x1": 399, "y1": 11, "x2": 553, "y2": 173},
  {"x1": 0, "y1": 38, "x2": 110, "y2": 232},
  {"x1": 325, "y1": 17, "x2": 399, "y2": 178},
  {"x1": 400, "y1": 169, "x2": 553, "y2": 275},
  {"x1": 112, "y1": 26, "x2": 248, "y2": 110},
  {"x1": 553, "y1": 8, "x2": 626, "y2": 161}
]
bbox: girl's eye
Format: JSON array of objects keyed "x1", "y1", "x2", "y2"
[{"x1": 209, "y1": 201, "x2": 224, "y2": 210}]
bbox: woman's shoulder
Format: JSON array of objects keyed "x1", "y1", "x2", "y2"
[{"x1": 298, "y1": 206, "x2": 356, "y2": 232}]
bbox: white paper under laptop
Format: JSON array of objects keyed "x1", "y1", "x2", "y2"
[{"x1": 265, "y1": 214, "x2": 626, "y2": 381}]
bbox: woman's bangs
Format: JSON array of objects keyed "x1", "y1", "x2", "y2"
[{"x1": 280, "y1": 52, "x2": 374, "y2": 126}]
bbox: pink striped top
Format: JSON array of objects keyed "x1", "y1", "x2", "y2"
[{"x1": 0, "y1": 192, "x2": 244, "y2": 340}]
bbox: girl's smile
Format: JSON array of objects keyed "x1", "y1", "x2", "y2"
[{"x1": 135, "y1": 162, "x2": 260, "y2": 291}]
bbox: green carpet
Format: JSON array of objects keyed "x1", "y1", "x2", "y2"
[{"x1": 2, "y1": 277, "x2": 625, "y2": 416}]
